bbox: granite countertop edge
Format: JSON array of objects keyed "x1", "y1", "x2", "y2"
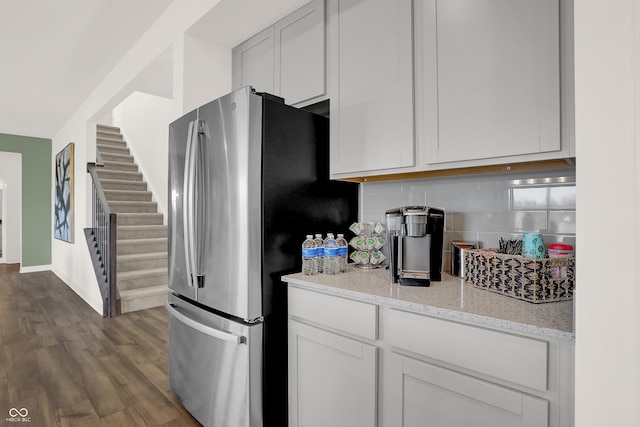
[{"x1": 282, "y1": 274, "x2": 575, "y2": 342}]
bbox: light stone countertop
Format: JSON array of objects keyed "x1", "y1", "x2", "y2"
[{"x1": 283, "y1": 266, "x2": 575, "y2": 341}]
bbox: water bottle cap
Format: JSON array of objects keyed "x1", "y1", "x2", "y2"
[{"x1": 306, "y1": 235, "x2": 313, "y2": 239}]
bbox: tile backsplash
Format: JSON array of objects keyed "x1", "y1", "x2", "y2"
[{"x1": 360, "y1": 167, "x2": 576, "y2": 273}]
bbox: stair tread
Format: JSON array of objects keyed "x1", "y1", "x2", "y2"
[
  {"x1": 98, "y1": 168, "x2": 142, "y2": 175},
  {"x1": 100, "y1": 153, "x2": 133, "y2": 160},
  {"x1": 102, "y1": 160, "x2": 137, "y2": 167},
  {"x1": 118, "y1": 236, "x2": 167, "y2": 242},
  {"x1": 97, "y1": 124, "x2": 120, "y2": 131},
  {"x1": 110, "y1": 200, "x2": 156, "y2": 205},
  {"x1": 117, "y1": 212, "x2": 162, "y2": 217},
  {"x1": 117, "y1": 251, "x2": 167, "y2": 261},
  {"x1": 119, "y1": 267, "x2": 167, "y2": 279},
  {"x1": 99, "y1": 178, "x2": 147, "y2": 184},
  {"x1": 105, "y1": 189, "x2": 151, "y2": 194},
  {"x1": 117, "y1": 224, "x2": 166, "y2": 228}
]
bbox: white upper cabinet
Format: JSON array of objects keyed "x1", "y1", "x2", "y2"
[
  {"x1": 275, "y1": 0, "x2": 326, "y2": 105},
  {"x1": 328, "y1": 0, "x2": 415, "y2": 176},
  {"x1": 416, "y1": 0, "x2": 562, "y2": 165},
  {"x1": 232, "y1": 0, "x2": 326, "y2": 106},
  {"x1": 232, "y1": 27, "x2": 275, "y2": 95}
]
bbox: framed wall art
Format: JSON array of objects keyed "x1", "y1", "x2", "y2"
[{"x1": 54, "y1": 142, "x2": 74, "y2": 242}]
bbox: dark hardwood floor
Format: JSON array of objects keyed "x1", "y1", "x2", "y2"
[{"x1": 0, "y1": 263, "x2": 201, "y2": 426}]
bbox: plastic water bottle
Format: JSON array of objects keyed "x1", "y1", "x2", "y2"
[
  {"x1": 336, "y1": 233, "x2": 348, "y2": 273},
  {"x1": 314, "y1": 234, "x2": 324, "y2": 273},
  {"x1": 323, "y1": 233, "x2": 339, "y2": 275},
  {"x1": 301, "y1": 235, "x2": 317, "y2": 275}
]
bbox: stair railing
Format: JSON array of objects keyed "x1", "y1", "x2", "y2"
[{"x1": 86, "y1": 162, "x2": 120, "y2": 317}]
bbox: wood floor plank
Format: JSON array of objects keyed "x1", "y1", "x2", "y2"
[
  {"x1": 99, "y1": 406, "x2": 147, "y2": 427},
  {"x1": 0, "y1": 264, "x2": 200, "y2": 427},
  {"x1": 58, "y1": 398, "x2": 103, "y2": 427}
]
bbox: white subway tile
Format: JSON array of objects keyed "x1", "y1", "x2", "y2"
[
  {"x1": 548, "y1": 211, "x2": 576, "y2": 234},
  {"x1": 549, "y1": 185, "x2": 576, "y2": 209}
]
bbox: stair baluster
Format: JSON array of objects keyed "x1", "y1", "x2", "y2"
[{"x1": 87, "y1": 162, "x2": 120, "y2": 317}]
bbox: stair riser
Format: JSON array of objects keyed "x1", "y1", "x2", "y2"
[
  {"x1": 97, "y1": 131, "x2": 123, "y2": 140},
  {"x1": 117, "y1": 215, "x2": 164, "y2": 226},
  {"x1": 97, "y1": 170, "x2": 143, "y2": 181},
  {"x1": 117, "y1": 241, "x2": 167, "y2": 255},
  {"x1": 98, "y1": 145, "x2": 130, "y2": 156},
  {"x1": 118, "y1": 227, "x2": 167, "y2": 240},
  {"x1": 100, "y1": 181, "x2": 147, "y2": 191},
  {"x1": 97, "y1": 138, "x2": 126, "y2": 148},
  {"x1": 117, "y1": 257, "x2": 167, "y2": 273},
  {"x1": 100, "y1": 153, "x2": 134, "y2": 164},
  {"x1": 105, "y1": 191, "x2": 153, "y2": 202},
  {"x1": 118, "y1": 274, "x2": 168, "y2": 291},
  {"x1": 97, "y1": 125, "x2": 121, "y2": 133},
  {"x1": 102, "y1": 162, "x2": 138, "y2": 172},
  {"x1": 121, "y1": 289, "x2": 168, "y2": 313},
  {"x1": 110, "y1": 204, "x2": 158, "y2": 214},
  {"x1": 96, "y1": 130, "x2": 122, "y2": 140}
]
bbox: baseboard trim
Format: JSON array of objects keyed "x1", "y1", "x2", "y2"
[{"x1": 20, "y1": 264, "x2": 52, "y2": 273}]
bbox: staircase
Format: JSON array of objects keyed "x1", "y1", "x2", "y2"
[{"x1": 95, "y1": 124, "x2": 168, "y2": 313}]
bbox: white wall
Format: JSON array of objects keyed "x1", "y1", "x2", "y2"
[
  {"x1": 172, "y1": 32, "x2": 232, "y2": 117},
  {"x1": 0, "y1": 153, "x2": 21, "y2": 264},
  {"x1": 574, "y1": 0, "x2": 639, "y2": 425},
  {"x1": 182, "y1": 33, "x2": 232, "y2": 113},
  {"x1": 112, "y1": 91, "x2": 173, "y2": 220},
  {"x1": 51, "y1": 0, "x2": 224, "y2": 314}
]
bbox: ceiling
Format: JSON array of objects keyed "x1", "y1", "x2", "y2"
[{"x1": 0, "y1": 0, "x2": 308, "y2": 139}]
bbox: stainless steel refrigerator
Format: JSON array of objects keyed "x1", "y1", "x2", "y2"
[{"x1": 167, "y1": 87, "x2": 358, "y2": 427}]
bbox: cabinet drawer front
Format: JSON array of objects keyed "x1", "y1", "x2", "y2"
[
  {"x1": 393, "y1": 355, "x2": 549, "y2": 427},
  {"x1": 288, "y1": 286, "x2": 378, "y2": 340},
  {"x1": 387, "y1": 308, "x2": 548, "y2": 391}
]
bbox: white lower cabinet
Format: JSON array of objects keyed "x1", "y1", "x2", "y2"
[
  {"x1": 287, "y1": 285, "x2": 574, "y2": 427},
  {"x1": 386, "y1": 354, "x2": 549, "y2": 427},
  {"x1": 288, "y1": 320, "x2": 378, "y2": 427}
]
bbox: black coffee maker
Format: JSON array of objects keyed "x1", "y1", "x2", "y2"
[{"x1": 385, "y1": 206, "x2": 445, "y2": 286}]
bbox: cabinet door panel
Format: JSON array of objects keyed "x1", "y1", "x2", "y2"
[
  {"x1": 288, "y1": 320, "x2": 377, "y2": 427},
  {"x1": 275, "y1": 0, "x2": 325, "y2": 105},
  {"x1": 420, "y1": 0, "x2": 560, "y2": 164},
  {"x1": 390, "y1": 355, "x2": 549, "y2": 427},
  {"x1": 330, "y1": 0, "x2": 414, "y2": 175},
  {"x1": 232, "y1": 27, "x2": 275, "y2": 94}
]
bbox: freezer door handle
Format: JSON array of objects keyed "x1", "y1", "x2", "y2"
[{"x1": 166, "y1": 303, "x2": 246, "y2": 345}]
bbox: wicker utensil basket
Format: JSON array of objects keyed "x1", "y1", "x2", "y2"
[{"x1": 464, "y1": 249, "x2": 575, "y2": 303}]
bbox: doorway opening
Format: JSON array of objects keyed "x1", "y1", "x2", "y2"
[{"x1": 0, "y1": 152, "x2": 22, "y2": 265}]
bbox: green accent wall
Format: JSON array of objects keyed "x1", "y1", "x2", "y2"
[{"x1": 0, "y1": 133, "x2": 52, "y2": 267}]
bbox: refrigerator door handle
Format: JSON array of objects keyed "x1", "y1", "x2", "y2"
[
  {"x1": 182, "y1": 120, "x2": 208, "y2": 288},
  {"x1": 166, "y1": 303, "x2": 247, "y2": 345}
]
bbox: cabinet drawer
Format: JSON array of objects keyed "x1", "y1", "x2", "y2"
[
  {"x1": 288, "y1": 286, "x2": 378, "y2": 340},
  {"x1": 386, "y1": 308, "x2": 548, "y2": 391}
]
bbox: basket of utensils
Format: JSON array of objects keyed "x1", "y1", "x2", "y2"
[{"x1": 464, "y1": 238, "x2": 575, "y2": 303}]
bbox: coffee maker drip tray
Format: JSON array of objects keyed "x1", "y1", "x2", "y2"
[{"x1": 400, "y1": 270, "x2": 431, "y2": 287}]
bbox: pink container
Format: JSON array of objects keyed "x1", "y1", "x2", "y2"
[{"x1": 547, "y1": 243, "x2": 574, "y2": 278}]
